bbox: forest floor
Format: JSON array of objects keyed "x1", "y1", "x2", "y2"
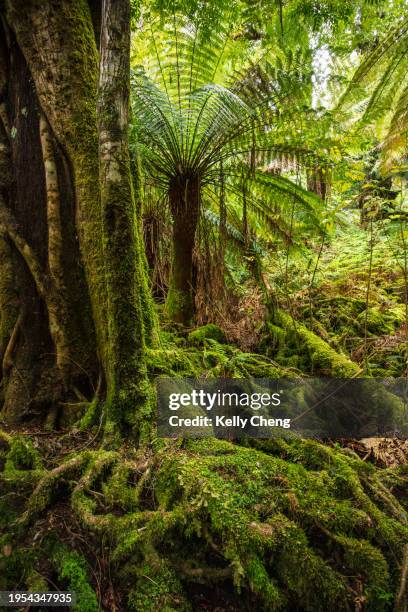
[
  {"x1": 1, "y1": 225, "x2": 408, "y2": 611},
  {"x1": 1, "y1": 422, "x2": 408, "y2": 611}
]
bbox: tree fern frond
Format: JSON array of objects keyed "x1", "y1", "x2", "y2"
[
  {"x1": 131, "y1": 9, "x2": 327, "y2": 263},
  {"x1": 380, "y1": 81, "x2": 408, "y2": 173},
  {"x1": 338, "y1": 17, "x2": 408, "y2": 172},
  {"x1": 352, "y1": 18, "x2": 408, "y2": 84},
  {"x1": 202, "y1": 208, "x2": 266, "y2": 255}
]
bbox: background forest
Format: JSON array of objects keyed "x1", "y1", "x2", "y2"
[{"x1": 0, "y1": 0, "x2": 407, "y2": 610}]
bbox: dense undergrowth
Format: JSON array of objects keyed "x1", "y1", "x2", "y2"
[
  {"x1": 1, "y1": 222, "x2": 407, "y2": 611},
  {"x1": 260, "y1": 223, "x2": 407, "y2": 379},
  {"x1": 303, "y1": 228, "x2": 407, "y2": 377},
  {"x1": 1, "y1": 310, "x2": 407, "y2": 611}
]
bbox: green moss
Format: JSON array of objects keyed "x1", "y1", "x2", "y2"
[
  {"x1": 26, "y1": 569, "x2": 48, "y2": 592},
  {"x1": 78, "y1": 396, "x2": 100, "y2": 430},
  {"x1": 187, "y1": 324, "x2": 227, "y2": 345},
  {"x1": 19, "y1": 453, "x2": 88, "y2": 525},
  {"x1": 146, "y1": 334, "x2": 289, "y2": 380},
  {"x1": 4, "y1": 436, "x2": 43, "y2": 474},
  {"x1": 357, "y1": 307, "x2": 395, "y2": 335},
  {"x1": 70, "y1": 450, "x2": 118, "y2": 530},
  {"x1": 1, "y1": 433, "x2": 407, "y2": 609},
  {"x1": 128, "y1": 561, "x2": 191, "y2": 611},
  {"x1": 333, "y1": 534, "x2": 391, "y2": 609},
  {"x1": 273, "y1": 309, "x2": 360, "y2": 376},
  {"x1": 132, "y1": 151, "x2": 160, "y2": 348},
  {"x1": 267, "y1": 323, "x2": 287, "y2": 350},
  {"x1": 146, "y1": 438, "x2": 407, "y2": 608},
  {"x1": 165, "y1": 286, "x2": 194, "y2": 327},
  {"x1": 53, "y1": 547, "x2": 98, "y2": 612},
  {"x1": 246, "y1": 555, "x2": 285, "y2": 609},
  {"x1": 298, "y1": 283, "x2": 406, "y2": 375}
]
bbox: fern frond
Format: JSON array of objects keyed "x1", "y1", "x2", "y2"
[{"x1": 338, "y1": 17, "x2": 408, "y2": 173}]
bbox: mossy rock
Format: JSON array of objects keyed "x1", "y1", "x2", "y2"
[{"x1": 187, "y1": 324, "x2": 227, "y2": 346}]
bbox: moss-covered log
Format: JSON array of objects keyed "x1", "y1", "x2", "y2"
[{"x1": 272, "y1": 309, "x2": 361, "y2": 376}]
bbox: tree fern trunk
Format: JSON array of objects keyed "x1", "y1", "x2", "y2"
[{"x1": 166, "y1": 176, "x2": 201, "y2": 326}]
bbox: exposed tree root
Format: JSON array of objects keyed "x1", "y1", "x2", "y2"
[
  {"x1": 2, "y1": 311, "x2": 22, "y2": 376},
  {"x1": 1, "y1": 431, "x2": 408, "y2": 610}
]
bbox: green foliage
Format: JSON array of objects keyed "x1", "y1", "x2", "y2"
[
  {"x1": 130, "y1": 7, "x2": 333, "y2": 321},
  {"x1": 131, "y1": 13, "x2": 326, "y2": 220},
  {"x1": 339, "y1": 16, "x2": 408, "y2": 173},
  {"x1": 2, "y1": 2, "x2": 408, "y2": 612}
]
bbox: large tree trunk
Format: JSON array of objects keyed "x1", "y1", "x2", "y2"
[
  {"x1": 0, "y1": 18, "x2": 96, "y2": 424},
  {"x1": 0, "y1": 0, "x2": 154, "y2": 436},
  {"x1": 166, "y1": 176, "x2": 201, "y2": 326},
  {"x1": 98, "y1": 0, "x2": 154, "y2": 436}
]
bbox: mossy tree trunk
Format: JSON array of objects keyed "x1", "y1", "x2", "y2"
[
  {"x1": 0, "y1": 0, "x2": 155, "y2": 436},
  {"x1": 166, "y1": 175, "x2": 201, "y2": 326},
  {"x1": 98, "y1": 0, "x2": 152, "y2": 436}
]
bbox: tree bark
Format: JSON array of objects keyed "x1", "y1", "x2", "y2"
[
  {"x1": 4, "y1": 0, "x2": 107, "y2": 371},
  {"x1": 0, "y1": 23, "x2": 64, "y2": 422},
  {"x1": 166, "y1": 176, "x2": 201, "y2": 326},
  {"x1": 0, "y1": 0, "x2": 154, "y2": 435},
  {"x1": 306, "y1": 165, "x2": 330, "y2": 201},
  {"x1": 98, "y1": 0, "x2": 152, "y2": 435}
]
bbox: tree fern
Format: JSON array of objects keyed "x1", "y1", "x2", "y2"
[{"x1": 131, "y1": 12, "x2": 328, "y2": 324}]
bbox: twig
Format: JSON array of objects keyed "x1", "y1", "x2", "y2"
[{"x1": 395, "y1": 544, "x2": 408, "y2": 611}]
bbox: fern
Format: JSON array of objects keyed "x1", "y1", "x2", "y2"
[
  {"x1": 130, "y1": 11, "x2": 333, "y2": 322},
  {"x1": 339, "y1": 17, "x2": 408, "y2": 173}
]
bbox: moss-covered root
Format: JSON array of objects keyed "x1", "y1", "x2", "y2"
[
  {"x1": 2, "y1": 438, "x2": 408, "y2": 610},
  {"x1": 274, "y1": 309, "x2": 361, "y2": 376},
  {"x1": 16, "y1": 450, "x2": 120, "y2": 528},
  {"x1": 54, "y1": 439, "x2": 406, "y2": 611},
  {"x1": 139, "y1": 438, "x2": 407, "y2": 611}
]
